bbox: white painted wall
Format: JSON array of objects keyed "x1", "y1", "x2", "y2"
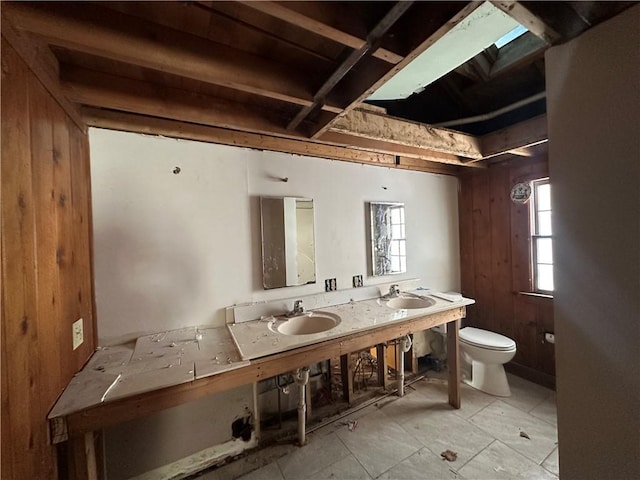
[
  {"x1": 90, "y1": 129, "x2": 461, "y2": 345},
  {"x1": 90, "y1": 128, "x2": 461, "y2": 477},
  {"x1": 546, "y1": 6, "x2": 640, "y2": 479}
]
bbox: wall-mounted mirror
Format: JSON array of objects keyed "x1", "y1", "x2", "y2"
[
  {"x1": 369, "y1": 202, "x2": 406, "y2": 276},
  {"x1": 261, "y1": 197, "x2": 316, "y2": 289}
]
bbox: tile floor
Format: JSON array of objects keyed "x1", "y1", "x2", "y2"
[{"x1": 197, "y1": 374, "x2": 558, "y2": 480}]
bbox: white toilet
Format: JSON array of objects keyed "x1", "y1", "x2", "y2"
[{"x1": 459, "y1": 327, "x2": 517, "y2": 397}]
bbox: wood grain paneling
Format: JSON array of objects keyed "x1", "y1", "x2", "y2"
[
  {"x1": 1, "y1": 37, "x2": 95, "y2": 479},
  {"x1": 459, "y1": 156, "x2": 555, "y2": 387}
]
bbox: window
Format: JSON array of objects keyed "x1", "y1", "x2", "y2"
[
  {"x1": 531, "y1": 178, "x2": 553, "y2": 292},
  {"x1": 388, "y1": 205, "x2": 406, "y2": 273}
]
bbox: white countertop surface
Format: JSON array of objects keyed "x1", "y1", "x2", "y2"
[
  {"x1": 49, "y1": 290, "x2": 473, "y2": 420},
  {"x1": 228, "y1": 292, "x2": 475, "y2": 361}
]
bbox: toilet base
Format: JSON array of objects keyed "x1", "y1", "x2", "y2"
[{"x1": 464, "y1": 361, "x2": 511, "y2": 397}]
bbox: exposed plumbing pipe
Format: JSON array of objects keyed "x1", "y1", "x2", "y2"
[
  {"x1": 434, "y1": 91, "x2": 546, "y2": 128},
  {"x1": 397, "y1": 335, "x2": 412, "y2": 397},
  {"x1": 294, "y1": 367, "x2": 310, "y2": 446}
]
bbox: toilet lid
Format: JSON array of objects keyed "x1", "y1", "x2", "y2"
[{"x1": 459, "y1": 327, "x2": 516, "y2": 351}]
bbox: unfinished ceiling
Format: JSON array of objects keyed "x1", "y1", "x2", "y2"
[{"x1": 1, "y1": 1, "x2": 633, "y2": 172}]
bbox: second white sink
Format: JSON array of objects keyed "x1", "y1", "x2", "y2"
[
  {"x1": 386, "y1": 296, "x2": 436, "y2": 310},
  {"x1": 274, "y1": 311, "x2": 341, "y2": 335}
]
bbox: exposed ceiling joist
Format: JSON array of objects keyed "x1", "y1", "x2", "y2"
[
  {"x1": 479, "y1": 114, "x2": 548, "y2": 159},
  {"x1": 311, "y1": 1, "x2": 483, "y2": 139},
  {"x1": 82, "y1": 107, "x2": 397, "y2": 168},
  {"x1": 330, "y1": 108, "x2": 484, "y2": 159},
  {"x1": 239, "y1": 1, "x2": 404, "y2": 64},
  {"x1": 287, "y1": 1, "x2": 413, "y2": 131},
  {"x1": 491, "y1": 1, "x2": 561, "y2": 45},
  {"x1": 318, "y1": 131, "x2": 481, "y2": 168},
  {"x1": 4, "y1": 2, "x2": 343, "y2": 112},
  {"x1": 61, "y1": 66, "x2": 293, "y2": 137}
]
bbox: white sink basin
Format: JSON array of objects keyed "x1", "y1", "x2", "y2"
[
  {"x1": 274, "y1": 311, "x2": 341, "y2": 335},
  {"x1": 386, "y1": 296, "x2": 436, "y2": 310}
]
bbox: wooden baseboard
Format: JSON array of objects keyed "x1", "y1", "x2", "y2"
[{"x1": 506, "y1": 362, "x2": 556, "y2": 390}]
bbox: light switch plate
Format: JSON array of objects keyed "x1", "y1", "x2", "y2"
[{"x1": 72, "y1": 318, "x2": 84, "y2": 350}]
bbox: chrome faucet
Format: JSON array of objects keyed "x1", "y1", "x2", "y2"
[
  {"x1": 381, "y1": 284, "x2": 400, "y2": 300},
  {"x1": 287, "y1": 300, "x2": 304, "y2": 317}
]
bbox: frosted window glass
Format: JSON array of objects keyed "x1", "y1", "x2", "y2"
[
  {"x1": 536, "y1": 238, "x2": 553, "y2": 264},
  {"x1": 537, "y1": 183, "x2": 551, "y2": 210},
  {"x1": 537, "y1": 264, "x2": 554, "y2": 291},
  {"x1": 538, "y1": 211, "x2": 552, "y2": 235},
  {"x1": 391, "y1": 256, "x2": 400, "y2": 272},
  {"x1": 392, "y1": 225, "x2": 402, "y2": 239},
  {"x1": 391, "y1": 208, "x2": 401, "y2": 224},
  {"x1": 399, "y1": 241, "x2": 406, "y2": 256}
]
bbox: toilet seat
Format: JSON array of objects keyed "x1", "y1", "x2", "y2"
[{"x1": 460, "y1": 327, "x2": 516, "y2": 351}]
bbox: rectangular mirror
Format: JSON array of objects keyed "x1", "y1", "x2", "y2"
[
  {"x1": 369, "y1": 202, "x2": 406, "y2": 276},
  {"x1": 261, "y1": 197, "x2": 316, "y2": 289}
]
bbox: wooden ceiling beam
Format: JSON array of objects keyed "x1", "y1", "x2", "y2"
[
  {"x1": 81, "y1": 108, "x2": 396, "y2": 168},
  {"x1": 239, "y1": 1, "x2": 404, "y2": 64},
  {"x1": 329, "y1": 109, "x2": 484, "y2": 159},
  {"x1": 60, "y1": 66, "x2": 293, "y2": 138},
  {"x1": 396, "y1": 157, "x2": 464, "y2": 175},
  {"x1": 479, "y1": 114, "x2": 548, "y2": 159},
  {"x1": 286, "y1": 1, "x2": 413, "y2": 131},
  {"x1": 311, "y1": 2, "x2": 482, "y2": 139},
  {"x1": 318, "y1": 131, "x2": 483, "y2": 168},
  {"x1": 491, "y1": 1, "x2": 561, "y2": 45},
  {"x1": 3, "y1": 2, "x2": 342, "y2": 112}
]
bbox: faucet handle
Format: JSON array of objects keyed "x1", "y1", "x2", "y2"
[
  {"x1": 294, "y1": 300, "x2": 304, "y2": 312},
  {"x1": 390, "y1": 284, "x2": 400, "y2": 294}
]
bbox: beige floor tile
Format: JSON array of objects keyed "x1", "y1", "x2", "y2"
[
  {"x1": 236, "y1": 462, "x2": 284, "y2": 480},
  {"x1": 502, "y1": 374, "x2": 554, "y2": 413},
  {"x1": 377, "y1": 447, "x2": 464, "y2": 479},
  {"x1": 412, "y1": 378, "x2": 497, "y2": 419},
  {"x1": 376, "y1": 386, "x2": 447, "y2": 425},
  {"x1": 529, "y1": 394, "x2": 557, "y2": 427},
  {"x1": 458, "y1": 440, "x2": 557, "y2": 479},
  {"x1": 468, "y1": 400, "x2": 557, "y2": 464},
  {"x1": 307, "y1": 455, "x2": 371, "y2": 480},
  {"x1": 336, "y1": 408, "x2": 422, "y2": 478},
  {"x1": 277, "y1": 433, "x2": 351, "y2": 480},
  {"x1": 402, "y1": 406, "x2": 495, "y2": 468},
  {"x1": 542, "y1": 447, "x2": 559, "y2": 476}
]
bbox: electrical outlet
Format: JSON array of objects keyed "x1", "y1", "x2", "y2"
[
  {"x1": 324, "y1": 278, "x2": 337, "y2": 292},
  {"x1": 352, "y1": 275, "x2": 363, "y2": 288},
  {"x1": 72, "y1": 318, "x2": 84, "y2": 350}
]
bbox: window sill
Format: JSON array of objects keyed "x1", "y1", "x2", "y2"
[{"x1": 518, "y1": 291, "x2": 554, "y2": 300}]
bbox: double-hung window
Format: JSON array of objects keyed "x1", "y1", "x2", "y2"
[
  {"x1": 388, "y1": 205, "x2": 406, "y2": 273},
  {"x1": 531, "y1": 178, "x2": 553, "y2": 292}
]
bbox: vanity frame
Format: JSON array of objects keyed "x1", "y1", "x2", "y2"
[{"x1": 57, "y1": 306, "x2": 465, "y2": 479}]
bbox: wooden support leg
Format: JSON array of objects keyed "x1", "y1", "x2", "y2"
[
  {"x1": 447, "y1": 319, "x2": 461, "y2": 409},
  {"x1": 340, "y1": 353, "x2": 353, "y2": 403},
  {"x1": 68, "y1": 432, "x2": 98, "y2": 480},
  {"x1": 376, "y1": 343, "x2": 388, "y2": 390}
]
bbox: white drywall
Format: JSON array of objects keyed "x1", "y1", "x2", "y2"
[
  {"x1": 546, "y1": 6, "x2": 640, "y2": 479},
  {"x1": 89, "y1": 128, "x2": 461, "y2": 477},
  {"x1": 90, "y1": 129, "x2": 461, "y2": 345}
]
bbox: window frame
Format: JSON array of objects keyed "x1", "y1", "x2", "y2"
[{"x1": 530, "y1": 178, "x2": 553, "y2": 293}]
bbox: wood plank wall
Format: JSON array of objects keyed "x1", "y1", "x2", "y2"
[
  {"x1": 1, "y1": 38, "x2": 95, "y2": 479},
  {"x1": 459, "y1": 155, "x2": 556, "y2": 388}
]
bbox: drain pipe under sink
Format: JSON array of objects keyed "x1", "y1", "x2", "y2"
[
  {"x1": 294, "y1": 367, "x2": 310, "y2": 445},
  {"x1": 398, "y1": 335, "x2": 412, "y2": 397}
]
